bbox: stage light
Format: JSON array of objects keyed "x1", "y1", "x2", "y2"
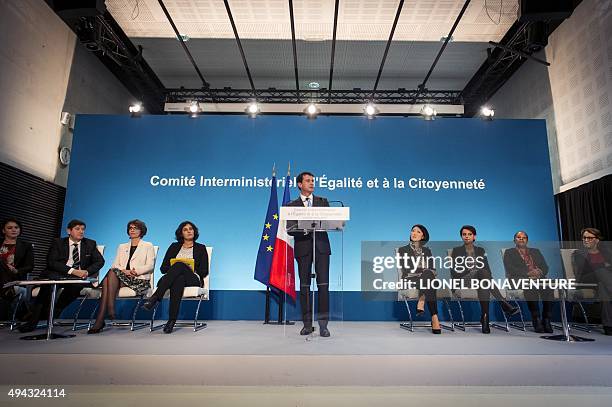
[
  {"x1": 364, "y1": 103, "x2": 379, "y2": 119},
  {"x1": 420, "y1": 104, "x2": 437, "y2": 120},
  {"x1": 129, "y1": 103, "x2": 142, "y2": 117},
  {"x1": 188, "y1": 101, "x2": 200, "y2": 118},
  {"x1": 246, "y1": 102, "x2": 260, "y2": 118},
  {"x1": 481, "y1": 106, "x2": 495, "y2": 120},
  {"x1": 304, "y1": 103, "x2": 320, "y2": 118}
]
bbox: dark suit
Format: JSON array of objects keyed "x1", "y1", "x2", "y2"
[
  {"x1": 397, "y1": 244, "x2": 438, "y2": 315},
  {"x1": 154, "y1": 242, "x2": 209, "y2": 320},
  {"x1": 32, "y1": 237, "x2": 105, "y2": 322},
  {"x1": 0, "y1": 239, "x2": 34, "y2": 281},
  {"x1": 286, "y1": 195, "x2": 331, "y2": 327},
  {"x1": 0, "y1": 239, "x2": 34, "y2": 318},
  {"x1": 503, "y1": 247, "x2": 552, "y2": 319},
  {"x1": 451, "y1": 245, "x2": 506, "y2": 315},
  {"x1": 573, "y1": 248, "x2": 612, "y2": 327}
]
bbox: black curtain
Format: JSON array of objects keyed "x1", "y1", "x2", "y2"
[
  {"x1": 557, "y1": 174, "x2": 612, "y2": 324},
  {"x1": 557, "y1": 174, "x2": 612, "y2": 242},
  {"x1": 0, "y1": 162, "x2": 66, "y2": 277}
]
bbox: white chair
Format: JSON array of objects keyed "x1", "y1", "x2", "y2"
[
  {"x1": 447, "y1": 248, "x2": 515, "y2": 332},
  {"x1": 559, "y1": 248, "x2": 598, "y2": 333},
  {"x1": 84, "y1": 246, "x2": 159, "y2": 331},
  {"x1": 69, "y1": 245, "x2": 105, "y2": 330},
  {"x1": 150, "y1": 246, "x2": 212, "y2": 332},
  {"x1": 500, "y1": 248, "x2": 529, "y2": 332},
  {"x1": 395, "y1": 248, "x2": 455, "y2": 332}
]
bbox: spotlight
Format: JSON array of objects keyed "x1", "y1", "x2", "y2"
[
  {"x1": 364, "y1": 103, "x2": 379, "y2": 119},
  {"x1": 304, "y1": 103, "x2": 320, "y2": 118},
  {"x1": 420, "y1": 105, "x2": 437, "y2": 120},
  {"x1": 187, "y1": 101, "x2": 200, "y2": 117},
  {"x1": 481, "y1": 106, "x2": 495, "y2": 120},
  {"x1": 246, "y1": 102, "x2": 260, "y2": 118},
  {"x1": 129, "y1": 103, "x2": 142, "y2": 117}
]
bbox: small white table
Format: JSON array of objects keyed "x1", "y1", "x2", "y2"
[{"x1": 3, "y1": 279, "x2": 94, "y2": 341}]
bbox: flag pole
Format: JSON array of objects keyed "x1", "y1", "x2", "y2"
[
  {"x1": 276, "y1": 162, "x2": 293, "y2": 325},
  {"x1": 263, "y1": 163, "x2": 276, "y2": 325}
]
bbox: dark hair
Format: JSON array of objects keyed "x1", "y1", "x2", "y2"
[
  {"x1": 127, "y1": 219, "x2": 147, "y2": 237},
  {"x1": 410, "y1": 224, "x2": 429, "y2": 243},
  {"x1": 175, "y1": 221, "x2": 199, "y2": 243},
  {"x1": 297, "y1": 171, "x2": 315, "y2": 190},
  {"x1": 581, "y1": 227, "x2": 603, "y2": 240},
  {"x1": 460, "y1": 225, "x2": 477, "y2": 236},
  {"x1": 513, "y1": 230, "x2": 528, "y2": 240},
  {"x1": 1, "y1": 217, "x2": 22, "y2": 238},
  {"x1": 67, "y1": 219, "x2": 86, "y2": 230}
]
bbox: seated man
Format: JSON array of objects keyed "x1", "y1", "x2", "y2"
[{"x1": 19, "y1": 219, "x2": 104, "y2": 332}]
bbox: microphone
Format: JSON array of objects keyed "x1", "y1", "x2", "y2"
[{"x1": 328, "y1": 200, "x2": 345, "y2": 207}]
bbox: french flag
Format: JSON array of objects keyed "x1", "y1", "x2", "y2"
[{"x1": 269, "y1": 174, "x2": 296, "y2": 300}]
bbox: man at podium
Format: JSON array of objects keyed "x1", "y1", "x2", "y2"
[{"x1": 287, "y1": 171, "x2": 332, "y2": 337}]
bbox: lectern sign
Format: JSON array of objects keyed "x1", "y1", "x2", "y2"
[{"x1": 280, "y1": 207, "x2": 350, "y2": 221}]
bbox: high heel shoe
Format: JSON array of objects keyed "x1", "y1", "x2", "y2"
[
  {"x1": 142, "y1": 296, "x2": 159, "y2": 311},
  {"x1": 480, "y1": 313, "x2": 491, "y2": 334},
  {"x1": 87, "y1": 322, "x2": 105, "y2": 334},
  {"x1": 431, "y1": 327, "x2": 441, "y2": 334},
  {"x1": 163, "y1": 320, "x2": 176, "y2": 334}
]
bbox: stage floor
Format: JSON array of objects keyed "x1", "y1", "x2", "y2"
[{"x1": 1, "y1": 321, "x2": 612, "y2": 387}]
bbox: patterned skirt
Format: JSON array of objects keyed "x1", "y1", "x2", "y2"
[{"x1": 110, "y1": 268, "x2": 151, "y2": 295}]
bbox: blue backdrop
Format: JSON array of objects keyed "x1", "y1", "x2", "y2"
[{"x1": 63, "y1": 115, "x2": 557, "y2": 320}]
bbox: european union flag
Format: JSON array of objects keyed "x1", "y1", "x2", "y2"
[{"x1": 254, "y1": 174, "x2": 279, "y2": 286}]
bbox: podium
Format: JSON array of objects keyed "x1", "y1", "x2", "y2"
[{"x1": 280, "y1": 206, "x2": 349, "y2": 337}]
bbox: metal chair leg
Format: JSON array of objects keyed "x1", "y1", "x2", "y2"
[
  {"x1": 441, "y1": 299, "x2": 455, "y2": 331},
  {"x1": 129, "y1": 297, "x2": 149, "y2": 331},
  {"x1": 399, "y1": 298, "x2": 414, "y2": 332},
  {"x1": 509, "y1": 300, "x2": 527, "y2": 332},
  {"x1": 8, "y1": 292, "x2": 24, "y2": 331},
  {"x1": 71, "y1": 295, "x2": 89, "y2": 331},
  {"x1": 491, "y1": 302, "x2": 510, "y2": 332},
  {"x1": 87, "y1": 302, "x2": 100, "y2": 331},
  {"x1": 150, "y1": 301, "x2": 163, "y2": 332},
  {"x1": 454, "y1": 298, "x2": 466, "y2": 331},
  {"x1": 193, "y1": 295, "x2": 207, "y2": 331}
]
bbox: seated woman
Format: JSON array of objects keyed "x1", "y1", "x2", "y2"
[
  {"x1": 0, "y1": 218, "x2": 34, "y2": 320},
  {"x1": 503, "y1": 231, "x2": 553, "y2": 333},
  {"x1": 143, "y1": 221, "x2": 209, "y2": 334},
  {"x1": 397, "y1": 224, "x2": 441, "y2": 334},
  {"x1": 573, "y1": 228, "x2": 612, "y2": 336},
  {"x1": 451, "y1": 225, "x2": 518, "y2": 334},
  {"x1": 88, "y1": 219, "x2": 156, "y2": 334}
]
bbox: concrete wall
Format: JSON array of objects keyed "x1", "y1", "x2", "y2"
[
  {"x1": 0, "y1": 0, "x2": 75, "y2": 184},
  {"x1": 489, "y1": 0, "x2": 612, "y2": 193},
  {"x1": 0, "y1": 0, "x2": 136, "y2": 188}
]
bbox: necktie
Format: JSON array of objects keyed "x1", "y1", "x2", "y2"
[
  {"x1": 305, "y1": 197, "x2": 312, "y2": 207},
  {"x1": 72, "y1": 243, "x2": 80, "y2": 269}
]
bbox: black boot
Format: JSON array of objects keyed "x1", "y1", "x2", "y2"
[
  {"x1": 532, "y1": 317, "x2": 545, "y2": 333},
  {"x1": 17, "y1": 304, "x2": 42, "y2": 333},
  {"x1": 481, "y1": 313, "x2": 491, "y2": 334},
  {"x1": 542, "y1": 318, "x2": 553, "y2": 333},
  {"x1": 163, "y1": 319, "x2": 176, "y2": 334}
]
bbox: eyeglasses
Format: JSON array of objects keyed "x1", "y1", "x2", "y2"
[
  {"x1": 128, "y1": 226, "x2": 141, "y2": 230},
  {"x1": 582, "y1": 236, "x2": 597, "y2": 241}
]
